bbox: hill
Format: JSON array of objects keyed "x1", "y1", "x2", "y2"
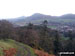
[
  {"x1": 0, "y1": 39, "x2": 36, "y2": 56},
  {"x1": 7, "y1": 13, "x2": 75, "y2": 26}
]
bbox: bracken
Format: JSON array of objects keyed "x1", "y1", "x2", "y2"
[{"x1": 3, "y1": 48, "x2": 17, "y2": 56}]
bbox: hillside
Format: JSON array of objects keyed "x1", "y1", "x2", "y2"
[{"x1": 0, "y1": 39, "x2": 36, "y2": 56}]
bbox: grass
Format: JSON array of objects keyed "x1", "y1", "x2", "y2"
[
  {"x1": 48, "y1": 25, "x2": 57, "y2": 29},
  {"x1": 0, "y1": 48, "x2": 3, "y2": 56},
  {"x1": 0, "y1": 39, "x2": 36, "y2": 56},
  {"x1": 19, "y1": 41, "x2": 36, "y2": 55}
]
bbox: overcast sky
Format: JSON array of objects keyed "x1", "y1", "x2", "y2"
[{"x1": 0, "y1": 0, "x2": 75, "y2": 19}]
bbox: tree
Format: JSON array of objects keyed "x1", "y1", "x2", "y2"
[
  {"x1": 27, "y1": 23, "x2": 34, "y2": 29},
  {"x1": 0, "y1": 20, "x2": 14, "y2": 40},
  {"x1": 65, "y1": 31, "x2": 75, "y2": 52},
  {"x1": 53, "y1": 31, "x2": 63, "y2": 56},
  {"x1": 39, "y1": 20, "x2": 54, "y2": 53},
  {"x1": 18, "y1": 23, "x2": 39, "y2": 48}
]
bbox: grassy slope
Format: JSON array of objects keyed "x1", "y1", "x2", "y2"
[{"x1": 0, "y1": 39, "x2": 36, "y2": 56}]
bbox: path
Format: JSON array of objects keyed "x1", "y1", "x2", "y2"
[{"x1": 15, "y1": 42, "x2": 31, "y2": 56}]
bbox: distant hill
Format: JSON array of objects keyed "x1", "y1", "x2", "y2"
[
  {"x1": 7, "y1": 13, "x2": 75, "y2": 26},
  {"x1": 8, "y1": 16, "x2": 27, "y2": 26},
  {"x1": 60, "y1": 14, "x2": 75, "y2": 19}
]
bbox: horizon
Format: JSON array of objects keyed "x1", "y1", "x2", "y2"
[
  {"x1": 0, "y1": 13, "x2": 75, "y2": 19},
  {"x1": 0, "y1": 0, "x2": 75, "y2": 19}
]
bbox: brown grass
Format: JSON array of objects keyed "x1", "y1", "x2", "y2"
[{"x1": 3, "y1": 48, "x2": 17, "y2": 56}]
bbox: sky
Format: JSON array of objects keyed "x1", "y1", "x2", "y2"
[{"x1": 0, "y1": 0, "x2": 75, "y2": 19}]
